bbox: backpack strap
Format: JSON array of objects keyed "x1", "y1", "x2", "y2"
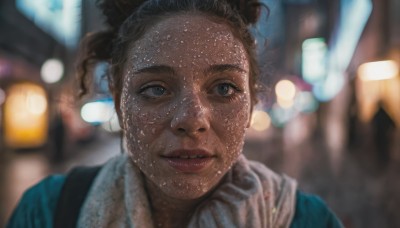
[{"x1": 54, "y1": 166, "x2": 102, "y2": 228}]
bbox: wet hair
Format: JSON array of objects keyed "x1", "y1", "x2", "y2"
[{"x1": 77, "y1": 0, "x2": 266, "y2": 113}]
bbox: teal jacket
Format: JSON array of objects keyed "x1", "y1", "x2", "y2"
[{"x1": 7, "y1": 175, "x2": 343, "y2": 227}]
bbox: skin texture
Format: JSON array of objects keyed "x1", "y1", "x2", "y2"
[{"x1": 119, "y1": 13, "x2": 251, "y2": 227}]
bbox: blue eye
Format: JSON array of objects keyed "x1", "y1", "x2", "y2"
[
  {"x1": 150, "y1": 87, "x2": 166, "y2": 96},
  {"x1": 214, "y1": 83, "x2": 236, "y2": 97},
  {"x1": 140, "y1": 85, "x2": 168, "y2": 98}
]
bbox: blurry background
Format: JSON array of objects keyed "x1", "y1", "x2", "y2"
[{"x1": 0, "y1": 0, "x2": 399, "y2": 227}]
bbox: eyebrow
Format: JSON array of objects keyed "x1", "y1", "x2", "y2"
[
  {"x1": 133, "y1": 64, "x2": 247, "y2": 76},
  {"x1": 133, "y1": 65, "x2": 177, "y2": 75},
  {"x1": 204, "y1": 64, "x2": 247, "y2": 75}
]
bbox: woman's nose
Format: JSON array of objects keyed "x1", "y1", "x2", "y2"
[{"x1": 170, "y1": 95, "x2": 210, "y2": 136}]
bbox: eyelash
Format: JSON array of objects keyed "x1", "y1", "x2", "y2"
[
  {"x1": 138, "y1": 84, "x2": 169, "y2": 99},
  {"x1": 138, "y1": 82, "x2": 242, "y2": 101},
  {"x1": 210, "y1": 82, "x2": 242, "y2": 101}
]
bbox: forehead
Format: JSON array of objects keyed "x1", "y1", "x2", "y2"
[{"x1": 127, "y1": 13, "x2": 249, "y2": 71}]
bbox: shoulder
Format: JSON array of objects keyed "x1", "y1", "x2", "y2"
[
  {"x1": 7, "y1": 175, "x2": 66, "y2": 228},
  {"x1": 290, "y1": 191, "x2": 343, "y2": 228}
]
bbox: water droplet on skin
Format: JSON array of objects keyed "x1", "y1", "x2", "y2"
[
  {"x1": 217, "y1": 170, "x2": 222, "y2": 175},
  {"x1": 180, "y1": 40, "x2": 184, "y2": 44},
  {"x1": 151, "y1": 128, "x2": 156, "y2": 134},
  {"x1": 183, "y1": 28, "x2": 188, "y2": 32},
  {"x1": 166, "y1": 34, "x2": 171, "y2": 40}
]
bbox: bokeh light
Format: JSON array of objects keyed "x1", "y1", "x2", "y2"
[
  {"x1": 26, "y1": 92, "x2": 47, "y2": 115},
  {"x1": 40, "y1": 58, "x2": 64, "y2": 84},
  {"x1": 101, "y1": 113, "x2": 121, "y2": 132},
  {"x1": 302, "y1": 38, "x2": 327, "y2": 83},
  {"x1": 4, "y1": 83, "x2": 48, "y2": 148},
  {"x1": 294, "y1": 91, "x2": 319, "y2": 113},
  {"x1": 277, "y1": 97, "x2": 295, "y2": 109},
  {"x1": 358, "y1": 60, "x2": 399, "y2": 81},
  {"x1": 275, "y1": 80, "x2": 297, "y2": 101},
  {"x1": 270, "y1": 103, "x2": 300, "y2": 128},
  {"x1": 81, "y1": 100, "x2": 114, "y2": 124},
  {"x1": 250, "y1": 110, "x2": 271, "y2": 132}
]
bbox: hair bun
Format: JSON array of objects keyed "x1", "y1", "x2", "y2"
[
  {"x1": 97, "y1": 0, "x2": 146, "y2": 30},
  {"x1": 230, "y1": 0, "x2": 266, "y2": 25},
  {"x1": 98, "y1": 0, "x2": 265, "y2": 29}
]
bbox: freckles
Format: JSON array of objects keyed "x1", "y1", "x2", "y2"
[
  {"x1": 120, "y1": 15, "x2": 252, "y2": 195},
  {"x1": 129, "y1": 20, "x2": 249, "y2": 79},
  {"x1": 120, "y1": 76, "x2": 153, "y2": 170},
  {"x1": 121, "y1": 80, "x2": 178, "y2": 168},
  {"x1": 212, "y1": 93, "x2": 250, "y2": 168}
]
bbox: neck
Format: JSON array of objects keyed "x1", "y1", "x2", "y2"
[{"x1": 145, "y1": 179, "x2": 202, "y2": 228}]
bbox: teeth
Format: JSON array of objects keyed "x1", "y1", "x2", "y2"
[
  {"x1": 190, "y1": 155, "x2": 197, "y2": 159},
  {"x1": 180, "y1": 155, "x2": 189, "y2": 159}
]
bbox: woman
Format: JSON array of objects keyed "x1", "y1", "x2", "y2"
[{"x1": 8, "y1": 0, "x2": 342, "y2": 227}]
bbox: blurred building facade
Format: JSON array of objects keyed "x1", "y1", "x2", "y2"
[{"x1": 0, "y1": 0, "x2": 105, "y2": 154}]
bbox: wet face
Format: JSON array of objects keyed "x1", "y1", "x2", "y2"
[{"x1": 120, "y1": 14, "x2": 251, "y2": 200}]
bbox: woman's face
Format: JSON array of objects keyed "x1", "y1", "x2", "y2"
[{"x1": 120, "y1": 14, "x2": 251, "y2": 200}]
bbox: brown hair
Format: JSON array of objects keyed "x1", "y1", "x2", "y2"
[{"x1": 77, "y1": 0, "x2": 267, "y2": 113}]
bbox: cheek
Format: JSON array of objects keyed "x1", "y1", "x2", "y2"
[
  {"x1": 212, "y1": 93, "x2": 251, "y2": 163},
  {"x1": 120, "y1": 83, "x2": 179, "y2": 167},
  {"x1": 215, "y1": 93, "x2": 251, "y2": 129},
  {"x1": 120, "y1": 79, "x2": 155, "y2": 167}
]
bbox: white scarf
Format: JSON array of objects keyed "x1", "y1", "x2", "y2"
[{"x1": 77, "y1": 154, "x2": 297, "y2": 228}]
